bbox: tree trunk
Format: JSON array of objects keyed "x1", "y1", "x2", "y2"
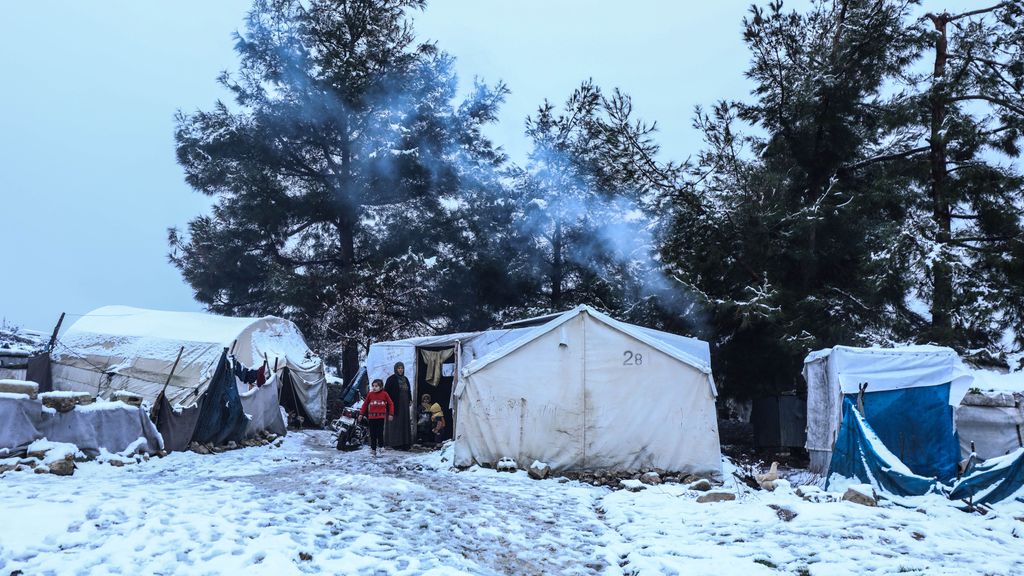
[
  {"x1": 551, "y1": 219, "x2": 564, "y2": 309},
  {"x1": 928, "y1": 14, "x2": 954, "y2": 345},
  {"x1": 338, "y1": 117, "x2": 360, "y2": 387}
]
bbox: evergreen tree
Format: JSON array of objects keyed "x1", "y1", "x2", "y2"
[
  {"x1": 874, "y1": 2, "x2": 1024, "y2": 355},
  {"x1": 170, "y1": 0, "x2": 507, "y2": 383},
  {"x1": 664, "y1": 0, "x2": 923, "y2": 396},
  {"x1": 514, "y1": 81, "x2": 694, "y2": 331}
]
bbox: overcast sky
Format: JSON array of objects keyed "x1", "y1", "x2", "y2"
[{"x1": 0, "y1": 0, "x2": 980, "y2": 332}]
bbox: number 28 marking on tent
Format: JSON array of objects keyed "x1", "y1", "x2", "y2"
[{"x1": 623, "y1": 351, "x2": 643, "y2": 366}]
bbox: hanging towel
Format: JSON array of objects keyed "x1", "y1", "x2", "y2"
[{"x1": 420, "y1": 349, "x2": 454, "y2": 387}]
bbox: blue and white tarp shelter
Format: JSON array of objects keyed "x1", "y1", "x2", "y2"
[{"x1": 804, "y1": 346, "x2": 974, "y2": 482}]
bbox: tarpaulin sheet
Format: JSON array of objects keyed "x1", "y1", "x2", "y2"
[
  {"x1": 38, "y1": 403, "x2": 163, "y2": 457},
  {"x1": 850, "y1": 382, "x2": 960, "y2": 483},
  {"x1": 191, "y1": 352, "x2": 247, "y2": 446},
  {"x1": 0, "y1": 393, "x2": 44, "y2": 455},
  {"x1": 949, "y1": 448, "x2": 1024, "y2": 505},
  {"x1": 1, "y1": 393, "x2": 162, "y2": 457},
  {"x1": 827, "y1": 399, "x2": 937, "y2": 496},
  {"x1": 156, "y1": 393, "x2": 202, "y2": 453}
]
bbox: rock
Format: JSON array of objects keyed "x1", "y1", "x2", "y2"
[
  {"x1": 112, "y1": 390, "x2": 144, "y2": 406},
  {"x1": 496, "y1": 457, "x2": 517, "y2": 472},
  {"x1": 226, "y1": 441, "x2": 237, "y2": 450},
  {"x1": 640, "y1": 472, "x2": 662, "y2": 485},
  {"x1": 0, "y1": 379, "x2": 39, "y2": 398},
  {"x1": 0, "y1": 463, "x2": 16, "y2": 474},
  {"x1": 528, "y1": 461, "x2": 550, "y2": 480},
  {"x1": 768, "y1": 504, "x2": 797, "y2": 522},
  {"x1": 681, "y1": 474, "x2": 700, "y2": 484},
  {"x1": 49, "y1": 460, "x2": 75, "y2": 476},
  {"x1": 40, "y1": 391, "x2": 92, "y2": 413},
  {"x1": 620, "y1": 479, "x2": 645, "y2": 492},
  {"x1": 26, "y1": 449, "x2": 48, "y2": 460},
  {"x1": 189, "y1": 442, "x2": 211, "y2": 455},
  {"x1": 842, "y1": 485, "x2": 877, "y2": 507},
  {"x1": 688, "y1": 479, "x2": 712, "y2": 492},
  {"x1": 663, "y1": 476, "x2": 680, "y2": 484},
  {"x1": 696, "y1": 491, "x2": 736, "y2": 503}
]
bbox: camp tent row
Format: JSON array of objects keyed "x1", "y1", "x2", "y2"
[
  {"x1": 48, "y1": 306, "x2": 327, "y2": 451},
  {"x1": 367, "y1": 305, "x2": 723, "y2": 476}
]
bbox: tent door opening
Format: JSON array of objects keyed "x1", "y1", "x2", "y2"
[
  {"x1": 279, "y1": 367, "x2": 316, "y2": 428},
  {"x1": 416, "y1": 345, "x2": 455, "y2": 446}
]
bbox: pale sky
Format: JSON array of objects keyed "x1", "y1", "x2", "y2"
[{"x1": 0, "y1": 1, "x2": 980, "y2": 332}]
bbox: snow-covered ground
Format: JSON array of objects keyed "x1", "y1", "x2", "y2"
[{"x1": 1, "y1": 431, "x2": 1022, "y2": 575}]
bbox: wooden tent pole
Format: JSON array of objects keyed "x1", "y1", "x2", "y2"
[
  {"x1": 46, "y1": 312, "x2": 66, "y2": 352},
  {"x1": 151, "y1": 346, "x2": 185, "y2": 422}
]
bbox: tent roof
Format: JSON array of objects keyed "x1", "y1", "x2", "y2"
[
  {"x1": 462, "y1": 305, "x2": 712, "y2": 378},
  {"x1": 802, "y1": 344, "x2": 974, "y2": 404},
  {"x1": 64, "y1": 306, "x2": 272, "y2": 346}
]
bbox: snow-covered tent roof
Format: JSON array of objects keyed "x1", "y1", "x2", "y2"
[
  {"x1": 463, "y1": 305, "x2": 712, "y2": 380},
  {"x1": 803, "y1": 345, "x2": 974, "y2": 403},
  {"x1": 51, "y1": 306, "x2": 326, "y2": 422}
]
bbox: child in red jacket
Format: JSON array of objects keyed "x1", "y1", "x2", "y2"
[{"x1": 360, "y1": 378, "x2": 394, "y2": 457}]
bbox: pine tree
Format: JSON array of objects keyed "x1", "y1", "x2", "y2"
[
  {"x1": 878, "y1": 2, "x2": 1024, "y2": 355},
  {"x1": 664, "y1": 0, "x2": 923, "y2": 396},
  {"x1": 170, "y1": 0, "x2": 507, "y2": 383}
]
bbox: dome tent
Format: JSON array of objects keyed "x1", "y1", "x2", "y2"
[{"x1": 51, "y1": 306, "x2": 327, "y2": 443}]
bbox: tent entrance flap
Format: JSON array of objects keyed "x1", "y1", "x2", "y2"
[
  {"x1": 416, "y1": 345, "x2": 455, "y2": 443},
  {"x1": 279, "y1": 367, "x2": 316, "y2": 428}
]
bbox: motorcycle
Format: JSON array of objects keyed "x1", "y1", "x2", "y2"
[{"x1": 334, "y1": 404, "x2": 367, "y2": 451}]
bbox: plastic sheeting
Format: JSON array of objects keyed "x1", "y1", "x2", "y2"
[
  {"x1": 240, "y1": 374, "x2": 287, "y2": 438},
  {"x1": 38, "y1": 403, "x2": 163, "y2": 457},
  {"x1": 454, "y1": 309, "x2": 722, "y2": 475},
  {"x1": 827, "y1": 399, "x2": 938, "y2": 496},
  {"x1": 0, "y1": 393, "x2": 163, "y2": 457},
  {"x1": 0, "y1": 393, "x2": 44, "y2": 455},
  {"x1": 956, "y1": 394, "x2": 1024, "y2": 461},
  {"x1": 51, "y1": 306, "x2": 327, "y2": 427},
  {"x1": 849, "y1": 383, "x2": 960, "y2": 482},
  {"x1": 191, "y1": 352, "x2": 248, "y2": 446},
  {"x1": 949, "y1": 448, "x2": 1024, "y2": 505},
  {"x1": 155, "y1": 394, "x2": 202, "y2": 453}
]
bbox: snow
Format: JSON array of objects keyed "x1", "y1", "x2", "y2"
[
  {"x1": 25, "y1": 439, "x2": 83, "y2": 463},
  {"x1": 1, "y1": 432, "x2": 1022, "y2": 575},
  {"x1": 970, "y1": 368, "x2": 1024, "y2": 393}
]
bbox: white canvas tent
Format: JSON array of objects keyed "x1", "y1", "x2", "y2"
[
  {"x1": 50, "y1": 306, "x2": 327, "y2": 426},
  {"x1": 803, "y1": 345, "x2": 974, "y2": 474},
  {"x1": 455, "y1": 306, "x2": 721, "y2": 475}
]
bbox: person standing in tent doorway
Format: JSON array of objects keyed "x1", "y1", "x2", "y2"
[
  {"x1": 385, "y1": 361, "x2": 413, "y2": 449},
  {"x1": 359, "y1": 378, "x2": 393, "y2": 458}
]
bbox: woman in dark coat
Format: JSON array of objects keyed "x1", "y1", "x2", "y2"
[{"x1": 384, "y1": 361, "x2": 413, "y2": 448}]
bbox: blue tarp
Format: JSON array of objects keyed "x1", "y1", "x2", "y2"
[
  {"x1": 827, "y1": 399, "x2": 938, "y2": 496},
  {"x1": 949, "y1": 448, "x2": 1024, "y2": 505},
  {"x1": 191, "y1": 350, "x2": 248, "y2": 446},
  {"x1": 845, "y1": 382, "x2": 960, "y2": 483}
]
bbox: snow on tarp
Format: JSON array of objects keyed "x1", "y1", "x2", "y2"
[
  {"x1": 827, "y1": 398, "x2": 938, "y2": 497},
  {"x1": 949, "y1": 448, "x2": 1024, "y2": 506},
  {"x1": 51, "y1": 306, "x2": 327, "y2": 425},
  {"x1": 0, "y1": 394, "x2": 163, "y2": 458}
]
